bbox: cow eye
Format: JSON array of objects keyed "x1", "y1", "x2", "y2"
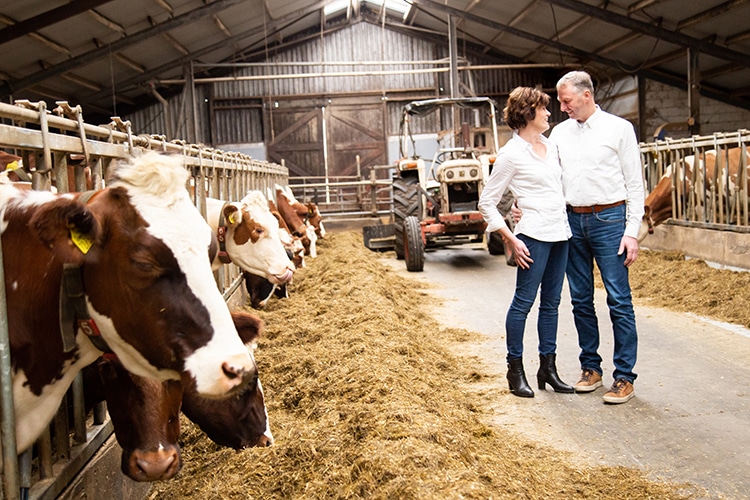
[{"x1": 253, "y1": 228, "x2": 265, "y2": 237}]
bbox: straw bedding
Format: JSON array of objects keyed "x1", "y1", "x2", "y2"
[{"x1": 148, "y1": 232, "x2": 743, "y2": 499}]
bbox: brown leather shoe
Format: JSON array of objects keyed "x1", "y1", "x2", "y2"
[
  {"x1": 574, "y1": 369, "x2": 602, "y2": 392},
  {"x1": 603, "y1": 378, "x2": 635, "y2": 404}
]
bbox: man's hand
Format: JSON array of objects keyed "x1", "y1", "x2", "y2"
[
  {"x1": 510, "y1": 202, "x2": 522, "y2": 225},
  {"x1": 618, "y1": 235, "x2": 639, "y2": 267}
]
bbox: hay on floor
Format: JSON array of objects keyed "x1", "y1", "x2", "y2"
[{"x1": 149, "y1": 232, "x2": 705, "y2": 499}]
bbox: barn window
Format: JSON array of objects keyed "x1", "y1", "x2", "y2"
[{"x1": 324, "y1": 0, "x2": 412, "y2": 21}]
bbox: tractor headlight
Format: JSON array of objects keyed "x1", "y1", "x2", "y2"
[
  {"x1": 470, "y1": 168, "x2": 478, "y2": 178},
  {"x1": 446, "y1": 170, "x2": 454, "y2": 179}
]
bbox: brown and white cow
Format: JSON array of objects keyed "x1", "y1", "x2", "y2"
[
  {"x1": 267, "y1": 193, "x2": 306, "y2": 269},
  {"x1": 88, "y1": 310, "x2": 272, "y2": 481},
  {"x1": 1, "y1": 151, "x2": 256, "y2": 458},
  {"x1": 274, "y1": 185, "x2": 317, "y2": 258},
  {"x1": 279, "y1": 184, "x2": 326, "y2": 240},
  {"x1": 638, "y1": 147, "x2": 750, "y2": 241},
  {"x1": 206, "y1": 190, "x2": 295, "y2": 284}
]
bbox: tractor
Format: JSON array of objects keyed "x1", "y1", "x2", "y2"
[{"x1": 364, "y1": 96, "x2": 515, "y2": 271}]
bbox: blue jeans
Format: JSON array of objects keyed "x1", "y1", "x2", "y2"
[
  {"x1": 566, "y1": 204, "x2": 638, "y2": 383},
  {"x1": 505, "y1": 235, "x2": 569, "y2": 362}
]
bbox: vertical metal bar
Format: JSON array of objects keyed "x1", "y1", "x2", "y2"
[
  {"x1": 54, "y1": 151, "x2": 69, "y2": 194},
  {"x1": 18, "y1": 448, "x2": 31, "y2": 495},
  {"x1": 0, "y1": 217, "x2": 20, "y2": 500},
  {"x1": 687, "y1": 48, "x2": 701, "y2": 136},
  {"x1": 53, "y1": 398, "x2": 70, "y2": 461},
  {"x1": 37, "y1": 428, "x2": 52, "y2": 479},
  {"x1": 71, "y1": 374, "x2": 86, "y2": 445},
  {"x1": 448, "y1": 16, "x2": 459, "y2": 99},
  {"x1": 321, "y1": 107, "x2": 330, "y2": 204}
]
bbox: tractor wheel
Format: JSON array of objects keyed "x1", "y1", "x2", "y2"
[
  {"x1": 487, "y1": 231, "x2": 504, "y2": 255},
  {"x1": 392, "y1": 175, "x2": 420, "y2": 259},
  {"x1": 403, "y1": 216, "x2": 424, "y2": 272}
]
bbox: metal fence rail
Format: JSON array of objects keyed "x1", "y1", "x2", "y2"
[
  {"x1": 288, "y1": 165, "x2": 394, "y2": 219},
  {"x1": 640, "y1": 129, "x2": 750, "y2": 232},
  {"x1": 0, "y1": 100, "x2": 287, "y2": 500}
]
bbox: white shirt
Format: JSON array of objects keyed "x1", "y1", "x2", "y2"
[
  {"x1": 478, "y1": 132, "x2": 571, "y2": 242},
  {"x1": 550, "y1": 106, "x2": 645, "y2": 239}
]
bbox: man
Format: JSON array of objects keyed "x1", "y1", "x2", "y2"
[{"x1": 550, "y1": 70, "x2": 644, "y2": 404}]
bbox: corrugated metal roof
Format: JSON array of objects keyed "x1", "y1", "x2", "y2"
[{"x1": 1, "y1": 0, "x2": 748, "y2": 124}]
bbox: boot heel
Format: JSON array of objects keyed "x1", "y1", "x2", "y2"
[
  {"x1": 537, "y1": 375, "x2": 546, "y2": 391},
  {"x1": 538, "y1": 353, "x2": 574, "y2": 393},
  {"x1": 507, "y1": 358, "x2": 534, "y2": 398}
]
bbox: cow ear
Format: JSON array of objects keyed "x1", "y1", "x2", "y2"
[
  {"x1": 30, "y1": 198, "x2": 100, "y2": 264},
  {"x1": 230, "y1": 310, "x2": 263, "y2": 344},
  {"x1": 222, "y1": 204, "x2": 242, "y2": 228}
]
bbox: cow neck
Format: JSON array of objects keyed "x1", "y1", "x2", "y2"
[
  {"x1": 59, "y1": 189, "x2": 115, "y2": 358},
  {"x1": 215, "y1": 202, "x2": 232, "y2": 264}
]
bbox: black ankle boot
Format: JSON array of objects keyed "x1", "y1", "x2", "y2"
[
  {"x1": 537, "y1": 353, "x2": 574, "y2": 393},
  {"x1": 507, "y1": 358, "x2": 534, "y2": 398}
]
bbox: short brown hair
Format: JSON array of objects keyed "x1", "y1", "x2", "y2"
[{"x1": 503, "y1": 87, "x2": 550, "y2": 131}]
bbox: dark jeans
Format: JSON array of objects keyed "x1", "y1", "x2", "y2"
[
  {"x1": 505, "y1": 235, "x2": 569, "y2": 362},
  {"x1": 566, "y1": 204, "x2": 638, "y2": 383}
]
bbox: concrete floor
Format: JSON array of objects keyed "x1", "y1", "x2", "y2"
[{"x1": 378, "y1": 243, "x2": 750, "y2": 500}]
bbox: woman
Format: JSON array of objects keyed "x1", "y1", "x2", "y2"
[{"x1": 478, "y1": 87, "x2": 572, "y2": 398}]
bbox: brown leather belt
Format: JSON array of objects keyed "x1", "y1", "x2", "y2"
[{"x1": 567, "y1": 200, "x2": 625, "y2": 214}]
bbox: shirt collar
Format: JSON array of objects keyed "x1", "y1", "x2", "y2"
[
  {"x1": 577, "y1": 105, "x2": 602, "y2": 129},
  {"x1": 512, "y1": 131, "x2": 550, "y2": 149}
]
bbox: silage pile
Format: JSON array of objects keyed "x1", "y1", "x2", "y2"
[
  {"x1": 150, "y1": 232, "x2": 698, "y2": 499},
  {"x1": 630, "y1": 250, "x2": 750, "y2": 328}
]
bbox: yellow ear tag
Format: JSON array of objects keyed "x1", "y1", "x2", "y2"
[
  {"x1": 227, "y1": 212, "x2": 236, "y2": 225},
  {"x1": 5, "y1": 161, "x2": 18, "y2": 171},
  {"x1": 69, "y1": 226, "x2": 93, "y2": 254}
]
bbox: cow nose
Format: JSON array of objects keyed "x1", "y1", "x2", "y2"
[
  {"x1": 129, "y1": 447, "x2": 181, "y2": 481},
  {"x1": 221, "y1": 354, "x2": 258, "y2": 392},
  {"x1": 257, "y1": 433, "x2": 274, "y2": 447}
]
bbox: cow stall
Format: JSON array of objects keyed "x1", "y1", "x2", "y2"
[
  {"x1": 0, "y1": 100, "x2": 287, "y2": 499},
  {"x1": 639, "y1": 129, "x2": 750, "y2": 269}
]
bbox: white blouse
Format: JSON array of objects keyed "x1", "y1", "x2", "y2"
[{"x1": 478, "y1": 132, "x2": 571, "y2": 242}]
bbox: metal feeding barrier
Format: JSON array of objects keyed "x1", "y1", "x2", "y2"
[
  {"x1": 0, "y1": 100, "x2": 287, "y2": 500},
  {"x1": 640, "y1": 129, "x2": 750, "y2": 232}
]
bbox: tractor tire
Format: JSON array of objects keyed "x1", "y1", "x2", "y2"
[
  {"x1": 392, "y1": 175, "x2": 420, "y2": 259},
  {"x1": 487, "y1": 231, "x2": 504, "y2": 255},
  {"x1": 403, "y1": 216, "x2": 424, "y2": 272}
]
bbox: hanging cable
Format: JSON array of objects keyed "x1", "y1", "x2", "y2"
[
  {"x1": 549, "y1": 4, "x2": 566, "y2": 67},
  {"x1": 109, "y1": 45, "x2": 117, "y2": 116}
]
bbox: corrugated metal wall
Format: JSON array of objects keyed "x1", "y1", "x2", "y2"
[{"x1": 125, "y1": 20, "x2": 562, "y2": 147}]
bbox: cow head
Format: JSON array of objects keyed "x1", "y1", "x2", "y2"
[
  {"x1": 217, "y1": 191, "x2": 295, "y2": 285},
  {"x1": 181, "y1": 310, "x2": 274, "y2": 449},
  {"x1": 305, "y1": 202, "x2": 326, "y2": 239},
  {"x1": 95, "y1": 357, "x2": 183, "y2": 482},
  {"x1": 30, "y1": 152, "x2": 257, "y2": 397},
  {"x1": 638, "y1": 174, "x2": 675, "y2": 242},
  {"x1": 88, "y1": 310, "x2": 271, "y2": 482}
]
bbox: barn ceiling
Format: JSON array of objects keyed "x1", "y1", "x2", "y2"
[{"x1": 1, "y1": 0, "x2": 749, "y2": 125}]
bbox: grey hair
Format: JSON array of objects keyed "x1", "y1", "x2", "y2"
[{"x1": 557, "y1": 71, "x2": 594, "y2": 95}]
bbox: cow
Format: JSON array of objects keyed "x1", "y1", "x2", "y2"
[
  {"x1": 243, "y1": 270, "x2": 290, "y2": 309},
  {"x1": 205, "y1": 190, "x2": 295, "y2": 284},
  {"x1": 274, "y1": 185, "x2": 317, "y2": 258},
  {"x1": 1, "y1": 151, "x2": 257, "y2": 459},
  {"x1": 639, "y1": 147, "x2": 750, "y2": 241},
  {"x1": 267, "y1": 194, "x2": 306, "y2": 269},
  {"x1": 279, "y1": 184, "x2": 326, "y2": 240},
  {"x1": 87, "y1": 310, "x2": 272, "y2": 481}
]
